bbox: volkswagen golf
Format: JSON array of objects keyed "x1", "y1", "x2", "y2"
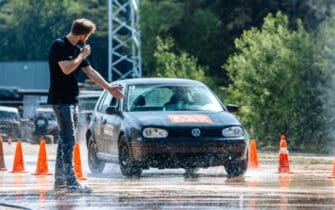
[{"x1": 86, "y1": 78, "x2": 249, "y2": 177}]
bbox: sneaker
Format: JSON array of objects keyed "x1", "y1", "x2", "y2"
[{"x1": 66, "y1": 184, "x2": 93, "y2": 193}]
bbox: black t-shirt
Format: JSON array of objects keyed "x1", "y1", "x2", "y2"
[{"x1": 47, "y1": 37, "x2": 89, "y2": 104}]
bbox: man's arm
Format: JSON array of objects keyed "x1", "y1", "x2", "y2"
[
  {"x1": 58, "y1": 45, "x2": 91, "y2": 75},
  {"x1": 82, "y1": 65, "x2": 124, "y2": 99}
]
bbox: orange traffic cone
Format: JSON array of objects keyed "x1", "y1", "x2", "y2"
[
  {"x1": 248, "y1": 139, "x2": 259, "y2": 169},
  {"x1": 11, "y1": 141, "x2": 26, "y2": 173},
  {"x1": 73, "y1": 143, "x2": 86, "y2": 180},
  {"x1": 278, "y1": 135, "x2": 292, "y2": 173},
  {"x1": 0, "y1": 134, "x2": 7, "y2": 171},
  {"x1": 32, "y1": 138, "x2": 52, "y2": 175}
]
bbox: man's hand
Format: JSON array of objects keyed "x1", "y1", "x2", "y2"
[
  {"x1": 81, "y1": 45, "x2": 91, "y2": 59},
  {"x1": 107, "y1": 85, "x2": 124, "y2": 99}
]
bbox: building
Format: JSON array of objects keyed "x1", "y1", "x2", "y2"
[{"x1": 0, "y1": 61, "x2": 49, "y2": 89}]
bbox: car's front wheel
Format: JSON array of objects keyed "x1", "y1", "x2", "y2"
[
  {"x1": 118, "y1": 135, "x2": 142, "y2": 177},
  {"x1": 224, "y1": 156, "x2": 248, "y2": 177},
  {"x1": 87, "y1": 135, "x2": 105, "y2": 174}
]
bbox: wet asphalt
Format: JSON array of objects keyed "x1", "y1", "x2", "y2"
[{"x1": 0, "y1": 141, "x2": 335, "y2": 209}]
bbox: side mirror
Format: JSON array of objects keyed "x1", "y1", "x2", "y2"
[
  {"x1": 226, "y1": 104, "x2": 239, "y2": 113},
  {"x1": 106, "y1": 106, "x2": 118, "y2": 115}
]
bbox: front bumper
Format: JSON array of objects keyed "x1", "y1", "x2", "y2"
[{"x1": 131, "y1": 139, "x2": 247, "y2": 169}]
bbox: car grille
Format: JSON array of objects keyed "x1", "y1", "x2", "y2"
[{"x1": 167, "y1": 128, "x2": 222, "y2": 137}]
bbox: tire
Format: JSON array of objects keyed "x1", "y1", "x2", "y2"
[
  {"x1": 224, "y1": 157, "x2": 248, "y2": 177},
  {"x1": 87, "y1": 135, "x2": 105, "y2": 174},
  {"x1": 118, "y1": 135, "x2": 142, "y2": 177}
]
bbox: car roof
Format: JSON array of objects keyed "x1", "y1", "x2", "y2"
[
  {"x1": 0, "y1": 106, "x2": 19, "y2": 113},
  {"x1": 111, "y1": 78, "x2": 206, "y2": 86}
]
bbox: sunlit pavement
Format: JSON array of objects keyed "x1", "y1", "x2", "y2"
[{"x1": 1, "y1": 142, "x2": 335, "y2": 209}]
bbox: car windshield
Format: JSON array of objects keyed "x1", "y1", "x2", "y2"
[
  {"x1": 127, "y1": 84, "x2": 224, "y2": 112},
  {"x1": 0, "y1": 110, "x2": 19, "y2": 121}
]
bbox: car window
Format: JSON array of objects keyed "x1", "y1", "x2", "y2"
[
  {"x1": 110, "y1": 96, "x2": 118, "y2": 107},
  {"x1": 96, "y1": 92, "x2": 107, "y2": 112},
  {"x1": 127, "y1": 85, "x2": 172, "y2": 111},
  {"x1": 144, "y1": 87, "x2": 173, "y2": 106},
  {"x1": 127, "y1": 84, "x2": 224, "y2": 112},
  {"x1": 98, "y1": 92, "x2": 113, "y2": 113}
]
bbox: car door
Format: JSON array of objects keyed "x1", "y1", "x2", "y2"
[
  {"x1": 103, "y1": 96, "x2": 121, "y2": 160},
  {"x1": 93, "y1": 92, "x2": 112, "y2": 153}
]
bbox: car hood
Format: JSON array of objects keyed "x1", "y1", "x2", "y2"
[{"x1": 124, "y1": 111, "x2": 241, "y2": 127}]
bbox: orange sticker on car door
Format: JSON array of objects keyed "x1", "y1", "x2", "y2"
[{"x1": 168, "y1": 114, "x2": 212, "y2": 124}]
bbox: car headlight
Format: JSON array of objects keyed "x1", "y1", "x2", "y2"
[
  {"x1": 143, "y1": 127, "x2": 168, "y2": 138},
  {"x1": 222, "y1": 126, "x2": 244, "y2": 137}
]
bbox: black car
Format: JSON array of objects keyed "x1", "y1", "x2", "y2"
[
  {"x1": 0, "y1": 105, "x2": 22, "y2": 141},
  {"x1": 86, "y1": 78, "x2": 249, "y2": 177},
  {"x1": 31, "y1": 107, "x2": 60, "y2": 144},
  {"x1": 77, "y1": 90, "x2": 102, "y2": 143}
]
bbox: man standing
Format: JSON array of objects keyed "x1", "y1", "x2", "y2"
[{"x1": 48, "y1": 18, "x2": 124, "y2": 193}]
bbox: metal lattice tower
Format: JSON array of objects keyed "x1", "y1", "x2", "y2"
[{"x1": 108, "y1": 0, "x2": 142, "y2": 81}]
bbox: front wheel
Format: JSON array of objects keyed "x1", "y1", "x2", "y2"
[
  {"x1": 87, "y1": 135, "x2": 105, "y2": 174},
  {"x1": 118, "y1": 135, "x2": 142, "y2": 177},
  {"x1": 224, "y1": 158, "x2": 248, "y2": 178}
]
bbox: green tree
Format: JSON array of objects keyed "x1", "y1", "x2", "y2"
[
  {"x1": 1, "y1": 0, "x2": 334, "y2": 91},
  {"x1": 0, "y1": 0, "x2": 109, "y2": 80},
  {"x1": 172, "y1": 0, "x2": 334, "y2": 88},
  {"x1": 140, "y1": 0, "x2": 184, "y2": 76},
  {"x1": 79, "y1": 0, "x2": 109, "y2": 79},
  {"x1": 173, "y1": 8, "x2": 222, "y2": 83},
  {"x1": 317, "y1": 8, "x2": 335, "y2": 153},
  {"x1": 225, "y1": 12, "x2": 330, "y2": 152},
  {"x1": 154, "y1": 36, "x2": 211, "y2": 86},
  {"x1": 0, "y1": 0, "x2": 83, "y2": 60}
]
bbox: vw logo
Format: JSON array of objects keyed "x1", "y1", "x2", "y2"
[{"x1": 191, "y1": 128, "x2": 201, "y2": 137}]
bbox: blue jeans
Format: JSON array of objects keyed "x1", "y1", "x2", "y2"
[{"x1": 52, "y1": 104, "x2": 79, "y2": 186}]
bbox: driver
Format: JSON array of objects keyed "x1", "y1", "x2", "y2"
[{"x1": 164, "y1": 87, "x2": 190, "y2": 110}]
